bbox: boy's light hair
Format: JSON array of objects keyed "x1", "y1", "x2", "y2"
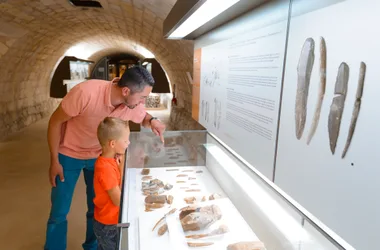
[{"x1": 97, "y1": 117, "x2": 130, "y2": 146}]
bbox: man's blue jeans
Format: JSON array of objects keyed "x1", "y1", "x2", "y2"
[{"x1": 44, "y1": 153, "x2": 97, "y2": 250}]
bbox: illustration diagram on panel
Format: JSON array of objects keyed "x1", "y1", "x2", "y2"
[
  {"x1": 213, "y1": 98, "x2": 222, "y2": 130},
  {"x1": 201, "y1": 100, "x2": 205, "y2": 119},
  {"x1": 202, "y1": 65, "x2": 221, "y2": 87},
  {"x1": 294, "y1": 36, "x2": 366, "y2": 158},
  {"x1": 205, "y1": 100, "x2": 210, "y2": 123}
]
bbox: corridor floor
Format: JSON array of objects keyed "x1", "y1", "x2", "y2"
[
  {"x1": 0, "y1": 117, "x2": 88, "y2": 250},
  {"x1": 0, "y1": 109, "x2": 170, "y2": 249}
]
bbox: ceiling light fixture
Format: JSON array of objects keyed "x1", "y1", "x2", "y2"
[{"x1": 168, "y1": 0, "x2": 240, "y2": 39}]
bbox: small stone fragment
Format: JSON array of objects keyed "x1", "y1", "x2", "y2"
[
  {"x1": 187, "y1": 242, "x2": 214, "y2": 247},
  {"x1": 196, "y1": 170, "x2": 203, "y2": 174},
  {"x1": 142, "y1": 176, "x2": 152, "y2": 181},
  {"x1": 188, "y1": 177, "x2": 196, "y2": 180},
  {"x1": 150, "y1": 179, "x2": 162, "y2": 185},
  {"x1": 177, "y1": 174, "x2": 188, "y2": 177},
  {"x1": 227, "y1": 241, "x2": 265, "y2": 250},
  {"x1": 164, "y1": 184, "x2": 173, "y2": 190},
  {"x1": 145, "y1": 195, "x2": 167, "y2": 204},
  {"x1": 158, "y1": 223, "x2": 168, "y2": 236},
  {"x1": 186, "y1": 189, "x2": 201, "y2": 192},
  {"x1": 177, "y1": 181, "x2": 186, "y2": 183},
  {"x1": 167, "y1": 195, "x2": 174, "y2": 204},
  {"x1": 179, "y1": 206, "x2": 197, "y2": 220},
  {"x1": 184, "y1": 197, "x2": 196, "y2": 204},
  {"x1": 209, "y1": 193, "x2": 222, "y2": 200},
  {"x1": 141, "y1": 168, "x2": 150, "y2": 175},
  {"x1": 145, "y1": 203, "x2": 165, "y2": 210},
  {"x1": 201, "y1": 196, "x2": 207, "y2": 202}
]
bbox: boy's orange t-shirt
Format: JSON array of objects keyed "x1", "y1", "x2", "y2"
[{"x1": 94, "y1": 156, "x2": 121, "y2": 225}]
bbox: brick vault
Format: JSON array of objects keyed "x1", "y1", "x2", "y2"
[{"x1": 0, "y1": 0, "x2": 202, "y2": 140}]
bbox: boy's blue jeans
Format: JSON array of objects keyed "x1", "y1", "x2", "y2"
[{"x1": 44, "y1": 153, "x2": 97, "y2": 250}]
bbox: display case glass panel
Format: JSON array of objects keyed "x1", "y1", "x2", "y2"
[{"x1": 119, "y1": 131, "x2": 348, "y2": 250}]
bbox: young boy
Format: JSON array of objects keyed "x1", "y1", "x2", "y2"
[{"x1": 93, "y1": 117, "x2": 130, "y2": 250}]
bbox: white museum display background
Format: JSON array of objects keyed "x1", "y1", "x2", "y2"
[
  {"x1": 195, "y1": 0, "x2": 380, "y2": 249},
  {"x1": 275, "y1": 0, "x2": 380, "y2": 249},
  {"x1": 198, "y1": 21, "x2": 289, "y2": 179}
]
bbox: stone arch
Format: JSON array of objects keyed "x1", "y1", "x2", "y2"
[{"x1": 0, "y1": 0, "x2": 200, "y2": 139}]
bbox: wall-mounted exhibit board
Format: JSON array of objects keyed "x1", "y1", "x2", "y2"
[
  {"x1": 193, "y1": 1, "x2": 291, "y2": 179},
  {"x1": 192, "y1": 0, "x2": 380, "y2": 249},
  {"x1": 275, "y1": 0, "x2": 380, "y2": 249}
]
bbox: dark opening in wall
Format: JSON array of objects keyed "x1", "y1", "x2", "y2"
[
  {"x1": 50, "y1": 56, "x2": 93, "y2": 98},
  {"x1": 142, "y1": 58, "x2": 170, "y2": 94},
  {"x1": 91, "y1": 53, "x2": 140, "y2": 81},
  {"x1": 68, "y1": 0, "x2": 103, "y2": 8}
]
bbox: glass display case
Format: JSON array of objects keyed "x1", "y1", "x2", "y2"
[{"x1": 119, "y1": 131, "x2": 348, "y2": 250}]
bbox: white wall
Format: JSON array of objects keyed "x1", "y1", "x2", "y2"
[{"x1": 195, "y1": 0, "x2": 379, "y2": 249}]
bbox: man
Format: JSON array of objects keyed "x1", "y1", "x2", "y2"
[{"x1": 44, "y1": 66, "x2": 165, "y2": 250}]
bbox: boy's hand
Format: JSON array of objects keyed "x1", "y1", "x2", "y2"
[
  {"x1": 115, "y1": 154, "x2": 125, "y2": 168},
  {"x1": 49, "y1": 160, "x2": 64, "y2": 187}
]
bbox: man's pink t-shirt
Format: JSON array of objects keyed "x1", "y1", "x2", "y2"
[{"x1": 59, "y1": 78, "x2": 146, "y2": 159}]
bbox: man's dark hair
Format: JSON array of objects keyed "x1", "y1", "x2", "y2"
[{"x1": 117, "y1": 65, "x2": 155, "y2": 93}]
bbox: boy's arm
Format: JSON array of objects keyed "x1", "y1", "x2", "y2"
[
  {"x1": 116, "y1": 154, "x2": 125, "y2": 182},
  {"x1": 99, "y1": 164, "x2": 123, "y2": 207},
  {"x1": 107, "y1": 186, "x2": 121, "y2": 206}
]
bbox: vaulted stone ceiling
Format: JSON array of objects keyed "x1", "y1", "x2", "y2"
[{"x1": 0, "y1": 0, "x2": 199, "y2": 139}]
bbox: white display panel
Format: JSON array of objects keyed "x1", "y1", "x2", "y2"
[
  {"x1": 275, "y1": 0, "x2": 380, "y2": 249},
  {"x1": 131, "y1": 166, "x2": 260, "y2": 250},
  {"x1": 198, "y1": 21, "x2": 288, "y2": 179}
]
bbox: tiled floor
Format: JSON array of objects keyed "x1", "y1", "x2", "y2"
[{"x1": 0, "y1": 109, "x2": 170, "y2": 250}]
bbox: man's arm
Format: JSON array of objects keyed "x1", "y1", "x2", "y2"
[
  {"x1": 107, "y1": 186, "x2": 121, "y2": 206},
  {"x1": 141, "y1": 112, "x2": 153, "y2": 128},
  {"x1": 142, "y1": 112, "x2": 166, "y2": 142},
  {"x1": 48, "y1": 105, "x2": 72, "y2": 187}
]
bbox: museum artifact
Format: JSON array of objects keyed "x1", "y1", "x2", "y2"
[
  {"x1": 141, "y1": 176, "x2": 152, "y2": 181},
  {"x1": 295, "y1": 37, "x2": 315, "y2": 140},
  {"x1": 142, "y1": 178, "x2": 172, "y2": 195},
  {"x1": 184, "y1": 197, "x2": 196, "y2": 204},
  {"x1": 307, "y1": 37, "x2": 326, "y2": 145},
  {"x1": 158, "y1": 223, "x2": 168, "y2": 236},
  {"x1": 167, "y1": 195, "x2": 174, "y2": 204},
  {"x1": 145, "y1": 195, "x2": 167, "y2": 204},
  {"x1": 328, "y1": 62, "x2": 349, "y2": 154},
  {"x1": 152, "y1": 208, "x2": 177, "y2": 231},
  {"x1": 177, "y1": 174, "x2": 188, "y2": 177},
  {"x1": 187, "y1": 242, "x2": 214, "y2": 247},
  {"x1": 341, "y1": 62, "x2": 366, "y2": 158},
  {"x1": 180, "y1": 204, "x2": 222, "y2": 232},
  {"x1": 145, "y1": 203, "x2": 165, "y2": 211},
  {"x1": 185, "y1": 224, "x2": 229, "y2": 239},
  {"x1": 141, "y1": 168, "x2": 150, "y2": 175},
  {"x1": 227, "y1": 241, "x2": 265, "y2": 250}
]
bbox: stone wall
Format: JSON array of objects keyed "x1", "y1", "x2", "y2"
[
  {"x1": 0, "y1": 0, "x2": 201, "y2": 141},
  {"x1": 168, "y1": 106, "x2": 205, "y2": 131}
]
